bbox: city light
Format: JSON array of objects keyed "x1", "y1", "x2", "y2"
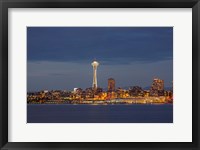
[{"x1": 27, "y1": 60, "x2": 173, "y2": 104}]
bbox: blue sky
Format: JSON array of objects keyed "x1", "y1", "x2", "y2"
[{"x1": 27, "y1": 27, "x2": 173, "y2": 91}]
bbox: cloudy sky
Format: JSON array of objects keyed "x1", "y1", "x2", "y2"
[{"x1": 27, "y1": 27, "x2": 173, "y2": 91}]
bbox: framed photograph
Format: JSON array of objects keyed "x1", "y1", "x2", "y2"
[{"x1": 0, "y1": 0, "x2": 199, "y2": 149}]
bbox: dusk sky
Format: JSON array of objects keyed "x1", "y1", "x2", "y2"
[{"x1": 27, "y1": 27, "x2": 173, "y2": 91}]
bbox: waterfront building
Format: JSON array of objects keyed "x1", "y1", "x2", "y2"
[
  {"x1": 129, "y1": 86, "x2": 144, "y2": 97},
  {"x1": 108, "y1": 78, "x2": 115, "y2": 92},
  {"x1": 85, "y1": 87, "x2": 94, "y2": 98},
  {"x1": 150, "y1": 78, "x2": 164, "y2": 96},
  {"x1": 96, "y1": 87, "x2": 103, "y2": 94}
]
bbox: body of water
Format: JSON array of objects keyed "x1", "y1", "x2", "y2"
[{"x1": 27, "y1": 104, "x2": 173, "y2": 123}]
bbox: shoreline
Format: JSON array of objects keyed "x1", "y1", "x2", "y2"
[{"x1": 27, "y1": 103, "x2": 173, "y2": 105}]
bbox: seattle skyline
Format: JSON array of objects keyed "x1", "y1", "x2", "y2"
[{"x1": 27, "y1": 27, "x2": 173, "y2": 91}]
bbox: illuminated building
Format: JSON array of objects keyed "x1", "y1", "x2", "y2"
[
  {"x1": 85, "y1": 87, "x2": 94, "y2": 98},
  {"x1": 150, "y1": 78, "x2": 164, "y2": 96},
  {"x1": 96, "y1": 87, "x2": 103, "y2": 94},
  {"x1": 129, "y1": 86, "x2": 144, "y2": 96},
  {"x1": 108, "y1": 78, "x2": 115, "y2": 92},
  {"x1": 91, "y1": 60, "x2": 99, "y2": 90}
]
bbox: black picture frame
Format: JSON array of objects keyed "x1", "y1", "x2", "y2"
[{"x1": 0, "y1": 0, "x2": 199, "y2": 149}]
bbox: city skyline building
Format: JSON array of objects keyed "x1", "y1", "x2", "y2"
[
  {"x1": 91, "y1": 60, "x2": 99, "y2": 90},
  {"x1": 108, "y1": 78, "x2": 115, "y2": 92},
  {"x1": 150, "y1": 78, "x2": 164, "y2": 96}
]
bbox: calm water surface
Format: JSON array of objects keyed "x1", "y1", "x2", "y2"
[{"x1": 27, "y1": 104, "x2": 173, "y2": 123}]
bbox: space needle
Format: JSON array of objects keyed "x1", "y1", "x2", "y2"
[{"x1": 91, "y1": 60, "x2": 99, "y2": 90}]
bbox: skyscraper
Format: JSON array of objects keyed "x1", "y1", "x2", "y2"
[
  {"x1": 91, "y1": 60, "x2": 99, "y2": 90},
  {"x1": 150, "y1": 78, "x2": 164, "y2": 96},
  {"x1": 108, "y1": 78, "x2": 115, "y2": 91}
]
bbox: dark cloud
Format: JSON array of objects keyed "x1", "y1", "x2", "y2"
[
  {"x1": 27, "y1": 27, "x2": 173, "y2": 91},
  {"x1": 27, "y1": 27, "x2": 173, "y2": 65}
]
